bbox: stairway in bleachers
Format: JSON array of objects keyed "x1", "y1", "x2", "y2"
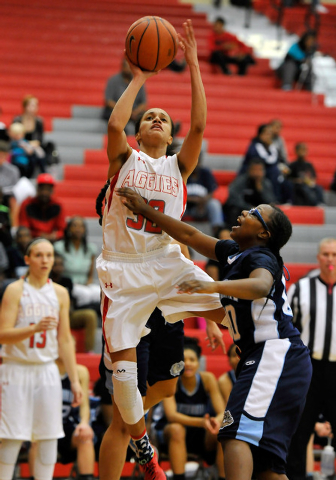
[
  {"x1": 2, "y1": 0, "x2": 336, "y2": 269},
  {"x1": 2, "y1": 0, "x2": 336, "y2": 197},
  {"x1": 253, "y1": 0, "x2": 336, "y2": 61}
]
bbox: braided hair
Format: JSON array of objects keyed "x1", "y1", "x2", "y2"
[
  {"x1": 95, "y1": 179, "x2": 110, "y2": 225},
  {"x1": 266, "y1": 205, "x2": 292, "y2": 281}
]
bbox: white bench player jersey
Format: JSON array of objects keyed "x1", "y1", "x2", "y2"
[
  {"x1": 102, "y1": 149, "x2": 187, "y2": 255},
  {"x1": 2, "y1": 279, "x2": 59, "y2": 364}
]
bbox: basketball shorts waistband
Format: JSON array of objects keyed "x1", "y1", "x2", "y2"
[{"x1": 101, "y1": 245, "x2": 171, "y2": 263}]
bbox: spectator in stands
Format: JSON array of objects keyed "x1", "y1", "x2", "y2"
[
  {"x1": 184, "y1": 152, "x2": 225, "y2": 233},
  {"x1": 208, "y1": 17, "x2": 256, "y2": 75},
  {"x1": 54, "y1": 216, "x2": 100, "y2": 310},
  {"x1": 0, "y1": 140, "x2": 20, "y2": 227},
  {"x1": 306, "y1": 419, "x2": 332, "y2": 479},
  {"x1": 286, "y1": 238, "x2": 336, "y2": 480},
  {"x1": 269, "y1": 118, "x2": 288, "y2": 164},
  {"x1": 13, "y1": 95, "x2": 60, "y2": 168},
  {"x1": 224, "y1": 158, "x2": 276, "y2": 227},
  {"x1": 56, "y1": 350, "x2": 96, "y2": 480},
  {"x1": 167, "y1": 57, "x2": 187, "y2": 73},
  {"x1": 13, "y1": 95, "x2": 44, "y2": 150},
  {"x1": 239, "y1": 123, "x2": 292, "y2": 203},
  {"x1": 0, "y1": 107, "x2": 9, "y2": 142},
  {"x1": 218, "y1": 343, "x2": 239, "y2": 406},
  {"x1": 29, "y1": 345, "x2": 95, "y2": 480},
  {"x1": 101, "y1": 58, "x2": 147, "y2": 133},
  {"x1": 288, "y1": 142, "x2": 324, "y2": 206},
  {"x1": 19, "y1": 173, "x2": 66, "y2": 240},
  {"x1": 0, "y1": 188, "x2": 12, "y2": 250},
  {"x1": 151, "y1": 337, "x2": 225, "y2": 480},
  {"x1": 8, "y1": 122, "x2": 36, "y2": 178},
  {"x1": 277, "y1": 31, "x2": 317, "y2": 91},
  {"x1": 50, "y1": 253, "x2": 98, "y2": 352},
  {"x1": 6, "y1": 226, "x2": 32, "y2": 279}
]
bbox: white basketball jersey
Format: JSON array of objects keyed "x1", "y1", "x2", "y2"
[
  {"x1": 2, "y1": 279, "x2": 59, "y2": 364},
  {"x1": 102, "y1": 149, "x2": 187, "y2": 254}
]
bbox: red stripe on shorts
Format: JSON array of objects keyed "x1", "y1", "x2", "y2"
[
  {"x1": 101, "y1": 293, "x2": 111, "y2": 354},
  {"x1": 107, "y1": 171, "x2": 120, "y2": 213}
]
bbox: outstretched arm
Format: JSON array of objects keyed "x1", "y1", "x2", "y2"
[
  {"x1": 106, "y1": 63, "x2": 156, "y2": 179},
  {"x1": 117, "y1": 187, "x2": 218, "y2": 259},
  {"x1": 178, "y1": 268, "x2": 274, "y2": 300},
  {"x1": 176, "y1": 20, "x2": 207, "y2": 181}
]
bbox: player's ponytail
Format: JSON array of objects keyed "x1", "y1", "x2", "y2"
[{"x1": 95, "y1": 179, "x2": 110, "y2": 225}]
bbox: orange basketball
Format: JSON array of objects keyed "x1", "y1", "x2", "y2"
[{"x1": 125, "y1": 16, "x2": 179, "y2": 72}]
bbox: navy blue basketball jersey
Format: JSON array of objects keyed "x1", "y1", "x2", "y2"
[
  {"x1": 215, "y1": 240, "x2": 300, "y2": 355},
  {"x1": 175, "y1": 373, "x2": 211, "y2": 417}
]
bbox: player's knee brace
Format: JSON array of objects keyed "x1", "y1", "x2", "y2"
[
  {"x1": 112, "y1": 360, "x2": 144, "y2": 425},
  {"x1": 0, "y1": 439, "x2": 22, "y2": 480},
  {"x1": 34, "y1": 439, "x2": 57, "y2": 480}
]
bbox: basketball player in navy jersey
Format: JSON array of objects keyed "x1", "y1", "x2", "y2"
[{"x1": 116, "y1": 189, "x2": 313, "y2": 480}]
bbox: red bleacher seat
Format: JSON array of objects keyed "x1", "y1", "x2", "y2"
[
  {"x1": 205, "y1": 355, "x2": 231, "y2": 379},
  {"x1": 76, "y1": 353, "x2": 100, "y2": 386},
  {"x1": 71, "y1": 328, "x2": 86, "y2": 353},
  {"x1": 183, "y1": 317, "x2": 199, "y2": 329},
  {"x1": 286, "y1": 263, "x2": 318, "y2": 288}
]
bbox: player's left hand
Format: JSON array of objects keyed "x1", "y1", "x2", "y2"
[
  {"x1": 71, "y1": 380, "x2": 83, "y2": 407},
  {"x1": 177, "y1": 280, "x2": 216, "y2": 294},
  {"x1": 205, "y1": 320, "x2": 226, "y2": 353}
]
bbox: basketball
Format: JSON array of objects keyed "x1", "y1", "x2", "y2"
[{"x1": 125, "y1": 16, "x2": 179, "y2": 72}]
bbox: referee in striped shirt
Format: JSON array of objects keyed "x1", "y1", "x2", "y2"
[{"x1": 286, "y1": 238, "x2": 336, "y2": 480}]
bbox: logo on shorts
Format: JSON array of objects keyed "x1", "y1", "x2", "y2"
[
  {"x1": 105, "y1": 282, "x2": 113, "y2": 288},
  {"x1": 220, "y1": 410, "x2": 234, "y2": 429},
  {"x1": 245, "y1": 360, "x2": 255, "y2": 366},
  {"x1": 117, "y1": 369, "x2": 126, "y2": 373},
  {"x1": 170, "y1": 361, "x2": 185, "y2": 377}
]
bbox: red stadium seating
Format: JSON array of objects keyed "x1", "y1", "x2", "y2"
[{"x1": 204, "y1": 355, "x2": 232, "y2": 379}]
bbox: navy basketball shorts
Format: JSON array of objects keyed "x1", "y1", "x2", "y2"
[
  {"x1": 103, "y1": 308, "x2": 185, "y2": 397},
  {"x1": 218, "y1": 337, "x2": 312, "y2": 474}
]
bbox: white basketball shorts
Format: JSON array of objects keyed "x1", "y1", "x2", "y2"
[
  {"x1": 97, "y1": 243, "x2": 222, "y2": 353},
  {"x1": 0, "y1": 360, "x2": 64, "y2": 441}
]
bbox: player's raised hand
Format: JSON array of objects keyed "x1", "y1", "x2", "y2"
[{"x1": 178, "y1": 19, "x2": 198, "y2": 67}]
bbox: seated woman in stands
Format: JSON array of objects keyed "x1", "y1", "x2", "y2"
[
  {"x1": 151, "y1": 337, "x2": 225, "y2": 480},
  {"x1": 277, "y1": 31, "x2": 317, "y2": 91},
  {"x1": 54, "y1": 216, "x2": 100, "y2": 311}
]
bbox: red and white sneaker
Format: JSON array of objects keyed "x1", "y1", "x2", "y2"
[{"x1": 140, "y1": 450, "x2": 166, "y2": 480}]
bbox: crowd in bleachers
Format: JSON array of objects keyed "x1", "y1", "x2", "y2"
[{"x1": 1, "y1": 8, "x2": 336, "y2": 479}]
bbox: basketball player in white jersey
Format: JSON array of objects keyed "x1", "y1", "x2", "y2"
[
  {"x1": 0, "y1": 238, "x2": 83, "y2": 480},
  {"x1": 96, "y1": 19, "x2": 226, "y2": 479}
]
